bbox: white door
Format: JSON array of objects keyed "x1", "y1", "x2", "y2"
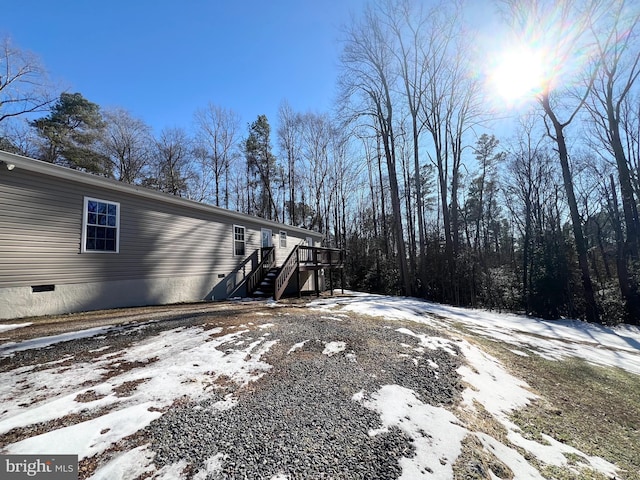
[{"x1": 261, "y1": 229, "x2": 273, "y2": 248}]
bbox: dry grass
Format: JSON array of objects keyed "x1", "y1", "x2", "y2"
[
  {"x1": 476, "y1": 338, "x2": 640, "y2": 480},
  {"x1": 453, "y1": 435, "x2": 513, "y2": 479}
]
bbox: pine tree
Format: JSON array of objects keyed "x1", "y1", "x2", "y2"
[
  {"x1": 31, "y1": 92, "x2": 108, "y2": 175},
  {"x1": 245, "y1": 115, "x2": 279, "y2": 221}
]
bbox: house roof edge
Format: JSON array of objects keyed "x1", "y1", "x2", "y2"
[{"x1": 0, "y1": 150, "x2": 323, "y2": 239}]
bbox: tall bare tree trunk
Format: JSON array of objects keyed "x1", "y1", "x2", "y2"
[{"x1": 543, "y1": 96, "x2": 600, "y2": 322}]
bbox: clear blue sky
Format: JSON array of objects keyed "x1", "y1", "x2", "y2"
[{"x1": 2, "y1": 1, "x2": 369, "y2": 134}]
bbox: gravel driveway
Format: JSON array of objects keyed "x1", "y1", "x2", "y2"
[{"x1": 0, "y1": 300, "x2": 465, "y2": 479}]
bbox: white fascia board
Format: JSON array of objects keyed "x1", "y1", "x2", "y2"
[{"x1": 0, "y1": 150, "x2": 322, "y2": 240}]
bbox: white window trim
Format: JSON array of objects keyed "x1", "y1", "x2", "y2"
[
  {"x1": 279, "y1": 230, "x2": 287, "y2": 248},
  {"x1": 233, "y1": 224, "x2": 246, "y2": 256},
  {"x1": 81, "y1": 196, "x2": 120, "y2": 253}
]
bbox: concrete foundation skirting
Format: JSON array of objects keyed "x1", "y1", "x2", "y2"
[{"x1": 0, "y1": 274, "x2": 230, "y2": 320}]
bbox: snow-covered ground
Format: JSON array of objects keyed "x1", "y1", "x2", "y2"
[
  {"x1": 1, "y1": 293, "x2": 638, "y2": 479},
  {"x1": 310, "y1": 292, "x2": 640, "y2": 375}
]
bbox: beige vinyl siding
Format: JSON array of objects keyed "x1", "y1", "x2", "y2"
[
  {"x1": 2, "y1": 170, "x2": 82, "y2": 287},
  {"x1": 0, "y1": 164, "x2": 317, "y2": 290}
]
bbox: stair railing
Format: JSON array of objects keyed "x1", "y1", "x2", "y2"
[
  {"x1": 274, "y1": 245, "x2": 300, "y2": 300},
  {"x1": 246, "y1": 247, "x2": 275, "y2": 296}
]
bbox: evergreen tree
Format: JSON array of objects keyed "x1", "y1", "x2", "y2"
[
  {"x1": 245, "y1": 115, "x2": 279, "y2": 220},
  {"x1": 31, "y1": 92, "x2": 108, "y2": 175}
]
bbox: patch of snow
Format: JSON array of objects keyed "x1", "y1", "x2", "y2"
[
  {"x1": 506, "y1": 430, "x2": 618, "y2": 476},
  {"x1": 0, "y1": 326, "x2": 116, "y2": 356},
  {"x1": 358, "y1": 384, "x2": 467, "y2": 479},
  {"x1": 287, "y1": 340, "x2": 308, "y2": 354},
  {"x1": 457, "y1": 339, "x2": 537, "y2": 420},
  {"x1": 0, "y1": 386, "x2": 118, "y2": 435},
  {"x1": 152, "y1": 460, "x2": 189, "y2": 479},
  {"x1": 88, "y1": 444, "x2": 155, "y2": 480},
  {"x1": 5, "y1": 402, "x2": 162, "y2": 458},
  {"x1": 395, "y1": 327, "x2": 458, "y2": 356},
  {"x1": 316, "y1": 293, "x2": 623, "y2": 478},
  {"x1": 207, "y1": 393, "x2": 238, "y2": 412},
  {"x1": 322, "y1": 341, "x2": 346, "y2": 356},
  {"x1": 193, "y1": 453, "x2": 226, "y2": 479},
  {"x1": 0, "y1": 322, "x2": 32, "y2": 333},
  {"x1": 309, "y1": 293, "x2": 640, "y2": 375},
  {"x1": 88, "y1": 345, "x2": 111, "y2": 353},
  {"x1": 474, "y1": 433, "x2": 546, "y2": 480},
  {"x1": 0, "y1": 324, "x2": 278, "y2": 461}
]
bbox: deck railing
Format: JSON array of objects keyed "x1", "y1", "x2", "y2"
[
  {"x1": 298, "y1": 246, "x2": 344, "y2": 267},
  {"x1": 274, "y1": 245, "x2": 345, "y2": 300},
  {"x1": 246, "y1": 247, "x2": 275, "y2": 296}
]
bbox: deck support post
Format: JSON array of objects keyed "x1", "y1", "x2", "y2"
[{"x1": 329, "y1": 252, "x2": 334, "y2": 295}]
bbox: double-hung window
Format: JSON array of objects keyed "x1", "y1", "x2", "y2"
[
  {"x1": 279, "y1": 231, "x2": 287, "y2": 248},
  {"x1": 234, "y1": 225, "x2": 246, "y2": 256},
  {"x1": 82, "y1": 197, "x2": 120, "y2": 253}
]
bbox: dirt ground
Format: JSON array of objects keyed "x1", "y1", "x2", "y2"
[{"x1": 0, "y1": 299, "x2": 310, "y2": 343}]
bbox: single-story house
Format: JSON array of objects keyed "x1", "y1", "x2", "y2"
[{"x1": 0, "y1": 150, "x2": 342, "y2": 320}]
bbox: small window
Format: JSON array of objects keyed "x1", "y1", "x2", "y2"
[
  {"x1": 234, "y1": 225, "x2": 246, "y2": 256},
  {"x1": 279, "y1": 231, "x2": 287, "y2": 248},
  {"x1": 82, "y1": 197, "x2": 120, "y2": 253}
]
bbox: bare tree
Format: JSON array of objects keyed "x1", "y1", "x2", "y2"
[
  {"x1": 620, "y1": 94, "x2": 640, "y2": 199},
  {"x1": 420, "y1": 1, "x2": 483, "y2": 304},
  {"x1": 277, "y1": 100, "x2": 303, "y2": 226},
  {"x1": 339, "y1": 4, "x2": 412, "y2": 295},
  {"x1": 148, "y1": 128, "x2": 194, "y2": 197},
  {"x1": 100, "y1": 108, "x2": 153, "y2": 184},
  {"x1": 300, "y1": 112, "x2": 334, "y2": 233},
  {"x1": 381, "y1": 0, "x2": 431, "y2": 282},
  {"x1": 193, "y1": 103, "x2": 241, "y2": 208},
  {"x1": 0, "y1": 37, "x2": 56, "y2": 124},
  {"x1": 504, "y1": 118, "x2": 569, "y2": 317},
  {"x1": 501, "y1": 0, "x2": 602, "y2": 322},
  {"x1": 330, "y1": 129, "x2": 360, "y2": 250},
  {"x1": 583, "y1": 0, "x2": 640, "y2": 321},
  {"x1": 0, "y1": 118, "x2": 39, "y2": 157}
]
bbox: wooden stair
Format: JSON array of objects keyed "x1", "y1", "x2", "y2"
[
  {"x1": 251, "y1": 267, "x2": 280, "y2": 298},
  {"x1": 242, "y1": 245, "x2": 345, "y2": 300}
]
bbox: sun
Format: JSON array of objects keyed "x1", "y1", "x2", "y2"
[{"x1": 489, "y1": 45, "x2": 547, "y2": 102}]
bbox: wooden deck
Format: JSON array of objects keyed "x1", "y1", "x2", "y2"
[
  {"x1": 274, "y1": 245, "x2": 345, "y2": 300},
  {"x1": 297, "y1": 246, "x2": 345, "y2": 271}
]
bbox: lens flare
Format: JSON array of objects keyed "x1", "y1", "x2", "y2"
[{"x1": 489, "y1": 45, "x2": 546, "y2": 102}]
